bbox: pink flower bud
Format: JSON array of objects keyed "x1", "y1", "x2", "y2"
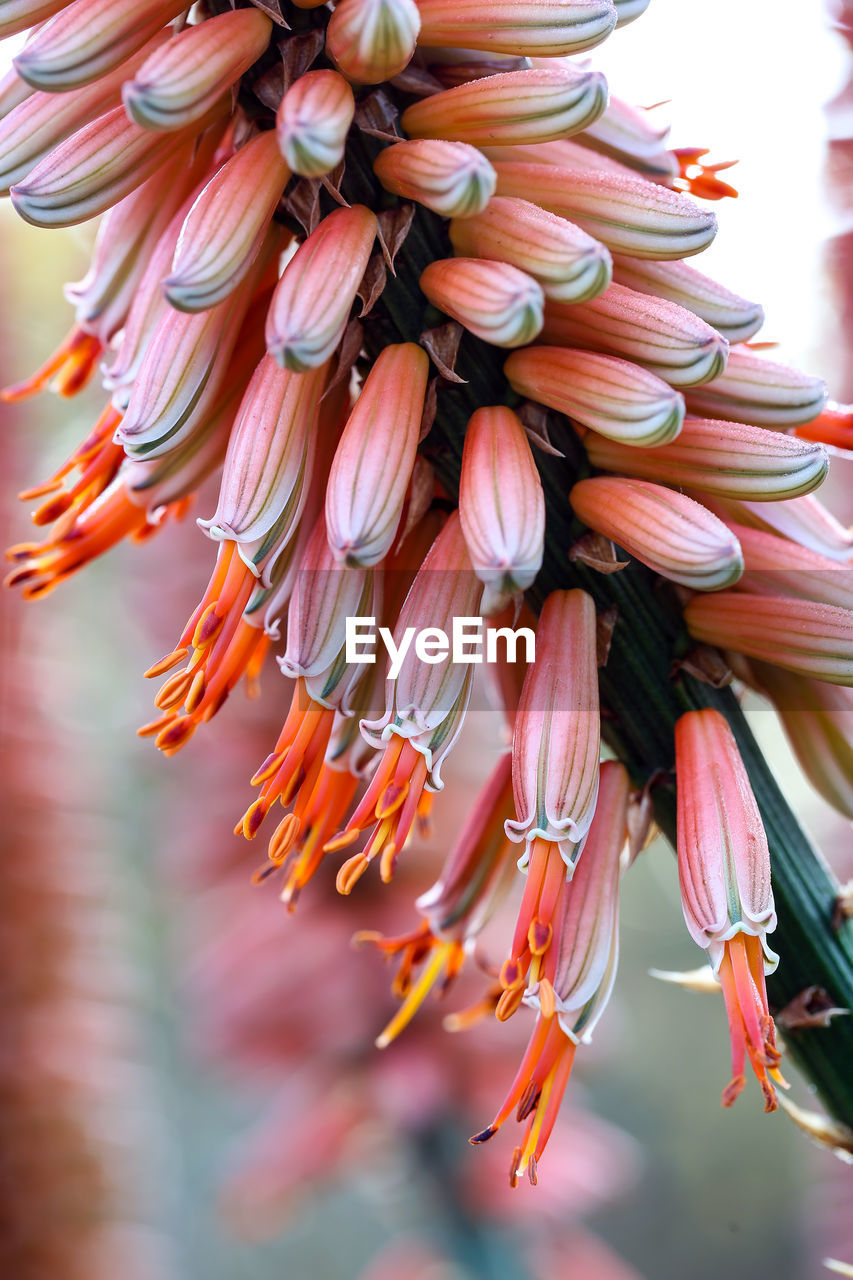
[
  {"x1": 123, "y1": 8, "x2": 272, "y2": 132},
  {"x1": 684, "y1": 346, "x2": 827, "y2": 428},
  {"x1": 265, "y1": 204, "x2": 378, "y2": 372},
  {"x1": 712, "y1": 494, "x2": 853, "y2": 563},
  {"x1": 506, "y1": 588, "x2": 600, "y2": 871},
  {"x1": 612, "y1": 255, "x2": 764, "y2": 345},
  {"x1": 541, "y1": 282, "x2": 729, "y2": 388},
  {"x1": 0, "y1": 0, "x2": 67, "y2": 39},
  {"x1": 373, "y1": 138, "x2": 496, "y2": 218},
  {"x1": 401, "y1": 66, "x2": 607, "y2": 148},
  {"x1": 166, "y1": 132, "x2": 291, "y2": 313},
  {"x1": 11, "y1": 98, "x2": 226, "y2": 228},
  {"x1": 14, "y1": 0, "x2": 188, "y2": 92},
  {"x1": 675, "y1": 708, "x2": 781, "y2": 1110},
  {"x1": 420, "y1": 258, "x2": 544, "y2": 348},
  {"x1": 571, "y1": 477, "x2": 744, "y2": 591},
  {"x1": 584, "y1": 417, "x2": 828, "y2": 502},
  {"x1": 0, "y1": 64, "x2": 33, "y2": 118},
  {"x1": 275, "y1": 70, "x2": 355, "y2": 178},
  {"x1": 504, "y1": 345, "x2": 684, "y2": 446},
  {"x1": 449, "y1": 195, "x2": 611, "y2": 304},
  {"x1": 684, "y1": 592, "x2": 853, "y2": 687},
  {"x1": 492, "y1": 160, "x2": 717, "y2": 259},
  {"x1": 730, "y1": 521, "x2": 853, "y2": 610},
  {"x1": 458, "y1": 405, "x2": 545, "y2": 612},
  {"x1": 415, "y1": 0, "x2": 616, "y2": 56},
  {"x1": 576, "y1": 92, "x2": 677, "y2": 181},
  {"x1": 326, "y1": 0, "x2": 421, "y2": 84},
  {"x1": 325, "y1": 343, "x2": 428, "y2": 567}
]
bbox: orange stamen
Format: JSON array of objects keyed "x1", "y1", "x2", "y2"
[{"x1": 2, "y1": 326, "x2": 103, "y2": 402}]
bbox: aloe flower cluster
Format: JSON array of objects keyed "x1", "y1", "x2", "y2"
[{"x1": 4, "y1": 0, "x2": 853, "y2": 1189}]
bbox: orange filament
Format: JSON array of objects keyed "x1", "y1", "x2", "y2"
[
  {"x1": 2, "y1": 326, "x2": 103, "y2": 402},
  {"x1": 502, "y1": 837, "x2": 568, "y2": 998},
  {"x1": 20, "y1": 404, "x2": 125, "y2": 533},
  {"x1": 672, "y1": 147, "x2": 738, "y2": 201},
  {"x1": 354, "y1": 920, "x2": 466, "y2": 1047},
  {"x1": 718, "y1": 932, "x2": 786, "y2": 1112},
  {"x1": 328, "y1": 736, "x2": 430, "y2": 891},
  {"x1": 470, "y1": 1013, "x2": 577, "y2": 1185}
]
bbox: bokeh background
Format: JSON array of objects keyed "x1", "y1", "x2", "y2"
[{"x1": 2, "y1": 2, "x2": 852, "y2": 1278}]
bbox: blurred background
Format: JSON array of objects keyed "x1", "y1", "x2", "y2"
[{"x1": 2, "y1": 2, "x2": 852, "y2": 1278}]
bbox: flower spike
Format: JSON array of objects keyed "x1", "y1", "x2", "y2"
[{"x1": 675, "y1": 709, "x2": 783, "y2": 1110}]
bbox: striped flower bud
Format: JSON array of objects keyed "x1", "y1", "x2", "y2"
[
  {"x1": 0, "y1": 65, "x2": 33, "y2": 119},
  {"x1": 401, "y1": 66, "x2": 607, "y2": 148},
  {"x1": 325, "y1": 343, "x2": 428, "y2": 567},
  {"x1": 613, "y1": 0, "x2": 650, "y2": 23},
  {"x1": 730, "y1": 522, "x2": 853, "y2": 611},
  {"x1": 541, "y1": 282, "x2": 729, "y2": 388},
  {"x1": 275, "y1": 70, "x2": 355, "y2": 178},
  {"x1": 576, "y1": 94, "x2": 677, "y2": 181},
  {"x1": 675, "y1": 708, "x2": 782, "y2": 1110},
  {"x1": 199, "y1": 356, "x2": 329, "y2": 585},
  {"x1": 373, "y1": 139, "x2": 496, "y2": 218},
  {"x1": 504, "y1": 346, "x2": 684, "y2": 447},
  {"x1": 492, "y1": 161, "x2": 717, "y2": 259},
  {"x1": 713, "y1": 494, "x2": 853, "y2": 563},
  {"x1": 0, "y1": 0, "x2": 68, "y2": 39},
  {"x1": 684, "y1": 347, "x2": 828, "y2": 428},
  {"x1": 166, "y1": 132, "x2": 290, "y2": 313},
  {"x1": 123, "y1": 8, "x2": 272, "y2": 132},
  {"x1": 685, "y1": 592, "x2": 853, "y2": 687},
  {"x1": 459, "y1": 405, "x2": 545, "y2": 612},
  {"x1": 585, "y1": 418, "x2": 829, "y2": 502},
  {"x1": 14, "y1": 0, "x2": 188, "y2": 92},
  {"x1": 420, "y1": 257, "x2": 544, "y2": 348},
  {"x1": 415, "y1": 0, "x2": 616, "y2": 56},
  {"x1": 505, "y1": 588, "x2": 600, "y2": 871},
  {"x1": 11, "y1": 99, "x2": 225, "y2": 228},
  {"x1": 748, "y1": 663, "x2": 853, "y2": 821},
  {"x1": 326, "y1": 0, "x2": 421, "y2": 85},
  {"x1": 0, "y1": 36, "x2": 165, "y2": 194},
  {"x1": 571, "y1": 477, "x2": 744, "y2": 591},
  {"x1": 266, "y1": 204, "x2": 378, "y2": 372},
  {"x1": 449, "y1": 196, "x2": 612, "y2": 304},
  {"x1": 612, "y1": 256, "x2": 765, "y2": 345}
]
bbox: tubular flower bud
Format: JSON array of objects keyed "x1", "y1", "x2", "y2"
[
  {"x1": 613, "y1": 0, "x2": 650, "y2": 23},
  {"x1": 14, "y1": 0, "x2": 188, "y2": 92},
  {"x1": 325, "y1": 343, "x2": 428, "y2": 567},
  {"x1": 612, "y1": 256, "x2": 765, "y2": 345},
  {"x1": 327, "y1": 513, "x2": 484, "y2": 891},
  {"x1": 123, "y1": 8, "x2": 272, "y2": 132},
  {"x1": 401, "y1": 67, "x2": 608, "y2": 148},
  {"x1": 326, "y1": 0, "x2": 421, "y2": 85},
  {"x1": 576, "y1": 94, "x2": 678, "y2": 181},
  {"x1": 275, "y1": 70, "x2": 355, "y2": 178},
  {"x1": 684, "y1": 593, "x2": 853, "y2": 687},
  {"x1": 711, "y1": 494, "x2": 853, "y2": 563},
  {"x1": 117, "y1": 232, "x2": 278, "y2": 460},
  {"x1": 0, "y1": 38, "x2": 166, "y2": 195},
  {"x1": 471, "y1": 761, "x2": 629, "y2": 1186},
  {"x1": 166, "y1": 133, "x2": 291, "y2": 313},
  {"x1": 415, "y1": 0, "x2": 617, "y2": 56},
  {"x1": 506, "y1": 589, "x2": 600, "y2": 871},
  {"x1": 11, "y1": 99, "x2": 225, "y2": 228},
  {"x1": 729, "y1": 522, "x2": 853, "y2": 611},
  {"x1": 373, "y1": 139, "x2": 496, "y2": 218},
  {"x1": 266, "y1": 204, "x2": 378, "y2": 372},
  {"x1": 449, "y1": 196, "x2": 612, "y2": 304},
  {"x1": 748, "y1": 663, "x2": 853, "y2": 822},
  {"x1": 584, "y1": 418, "x2": 829, "y2": 502},
  {"x1": 0, "y1": 0, "x2": 68, "y2": 39},
  {"x1": 675, "y1": 709, "x2": 783, "y2": 1110},
  {"x1": 570, "y1": 477, "x2": 744, "y2": 591},
  {"x1": 199, "y1": 356, "x2": 329, "y2": 586},
  {"x1": 420, "y1": 257, "x2": 544, "y2": 348},
  {"x1": 361, "y1": 753, "x2": 518, "y2": 1049},
  {"x1": 458, "y1": 405, "x2": 545, "y2": 612},
  {"x1": 492, "y1": 160, "x2": 717, "y2": 259},
  {"x1": 541, "y1": 282, "x2": 729, "y2": 388},
  {"x1": 504, "y1": 345, "x2": 684, "y2": 447},
  {"x1": 684, "y1": 347, "x2": 828, "y2": 428},
  {"x1": 0, "y1": 65, "x2": 33, "y2": 119}
]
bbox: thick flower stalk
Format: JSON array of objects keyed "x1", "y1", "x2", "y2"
[
  {"x1": 4, "y1": 0, "x2": 853, "y2": 1203},
  {"x1": 675, "y1": 709, "x2": 783, "y2": 1110}
]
